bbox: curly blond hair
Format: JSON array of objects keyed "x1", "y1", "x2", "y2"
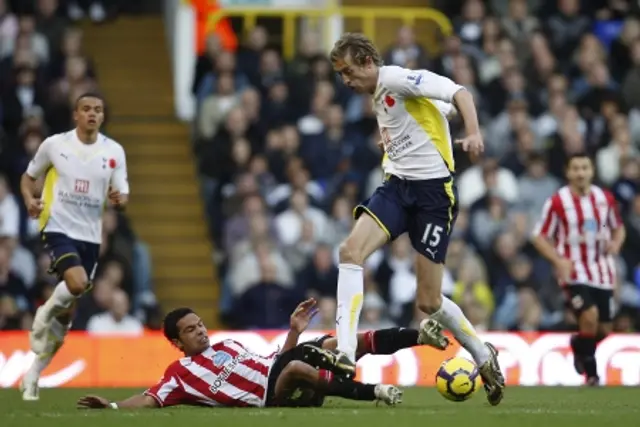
[{"x1": 330, "y1": 33, "x2": 382, "y2": 66}]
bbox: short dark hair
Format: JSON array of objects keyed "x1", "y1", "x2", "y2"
[
  {"x1": 163, "y1": 307, "x2": 195, "y2": 342},
  {"x1": 74, "y1": 92, "x2": 104, "y2": 110},
  {"x1": 330, "y1": 33, "x2": 383, "y2": 67},
  {"x1": 527, "y1": 152, "x2": 547, "y2": 165},
  {"x1": 565, "y1": 152, "x2": 592, "y2": 168}
]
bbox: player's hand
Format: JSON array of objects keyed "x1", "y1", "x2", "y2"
[
  {"x1": 553, "y1": 258, "x2": 574, "y2": 282},
  {"x1": 455, "y1": 133, "x2": 484, "y2": 156},
  {"x1": 26, "y1": 197, "x2": 44, "y2": 218},
  {"x1": 606, "y1": 240, "x2": 622, "y2": 256},
  {"x1": 77, "y1": 395, "x2": 110, "y2": 409},
  {"x1": 290, "y1": 298, "x2": 319, "y2": 334},
  {"x1": 108, "y1": 187, "x2": 124, "y2": 206}
]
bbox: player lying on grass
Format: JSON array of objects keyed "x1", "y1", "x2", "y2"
[{"x1": 77, "y1": 298, "x2": 448, "y2": 409}]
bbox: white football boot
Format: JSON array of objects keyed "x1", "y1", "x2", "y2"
[
  {"x1": 374, "y1": 384, "x2": 403, "y2": 406},
  {"x1": 418, "y1": 318, "x2": 450, "y2": 350},
  {"x1": 22, "y1": 319, "x2": 69, "y2": 401}
]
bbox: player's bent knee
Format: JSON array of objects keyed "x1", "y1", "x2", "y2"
[
  {"x1": 338, "y1": 239, "x2": 364, "y2": 265},
  {"x1": 283, "y1": 361, "x2": 314, "y2": 382},
  {"x1": 578, "y1": 307, "x2": 599, "y2": 333},
  {"x1": 417, "y1": 294, "x2": 443, "y2": 315},
  {"x1": 63, "y1": 267, "x2": 90, "y2": 295}
]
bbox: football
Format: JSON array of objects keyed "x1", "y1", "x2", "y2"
[{"x1": 435, "y1": 356, "x2": 481, "y2": 402}]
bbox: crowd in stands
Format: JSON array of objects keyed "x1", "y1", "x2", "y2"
[
  {"x1": 0, "y1": 0, "x2": 159, "y2": 332},
  {"x1": 193, "y1": 0, "x2": 640, "y2": 332}
]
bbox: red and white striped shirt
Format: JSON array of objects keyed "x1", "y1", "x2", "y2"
[
  {"x1": 533, "y1": 185, "x2": 622, "y2": 289},
  {"x1": 144, "y1": 339, "x2": 276, "y2": 408}
]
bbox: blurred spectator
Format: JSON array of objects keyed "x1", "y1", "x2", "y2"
[
  {"x1": 67, "y1": 0, "x2": 107, "y2": 23},
  {"x1": 360, "y1": 292, "x2": 396, "y2": 329},
  {"x1": 0, "y1": 174, "x2": 20, "y2": 240},
  {"x1": 197, "y1": 72, "x2": 241, "y2": 139},
  {"x1": 596, "y1": 114, "x2": 637, "y2": 186},
  {"x1": 196, "y1": 50, "x2": 249, "y2": 105},
  {"x1": 517, "y1": 153, "x2": 560, "y2": 226},
  {"x1": 0, "y1": 242, "x2": 29, "y2": 313},
  {"x1": 86, "y1": 288, "x2": 143, "y2": 335},
  {"x1": 501, "y1": 0, "x2": 539, "y2": 61},
  {"x1": 1, "y1": 66, "x2": 48, "y2": 136},
  {"x1": 232, "y1": 244, "x2": 300, "y2": 328},
  {"x1": 546, "y1": 0, "x2": 590, "y2": 65},
  {"x1": 0, "y1": 0, "x2": 18, "y2": 43},
  {"x1": 455, "y1": 0, "x2": 486, "y2": 48},
  {"x1": 309, "y1": 296, "x2": 335, "y2": 330},
  {"x1": 35, "y1": 0, "x2": 67, "y2": 54},
  {"x1": 458, "y1": 158, "x2": 518, "y2": 208},
  {"x1": 299, "y1": 243, "x2": 337, "y2": 299},
  {"x1": 383, "y1": 26, "x2": 430, "y2": 69},
  {"x1": 237, "y1": 26, "x2": 268, "y2": 88},
  {"x1": 48, "y1": 26, "x2": 94, "y2": 81},
  {"x1": 0, "y1": 13, "x2": 49, "y2": 63},
  {"x1": 192, "y1": 34, "x2": 222, "y2": 95}
]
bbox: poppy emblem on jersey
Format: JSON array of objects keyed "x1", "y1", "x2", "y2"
[
  {"x1": 74, "y1": 179, "x2": 90, "y2": 194},
  {"x1": 213, "y1": 351, "x2": 232, "y2": 367},
  {"x1": 109, "y1": 158, "x2": 116, "y2": 169},
  {"x1": 384, "y1": 95, "x2": 395, "y2": 107}
]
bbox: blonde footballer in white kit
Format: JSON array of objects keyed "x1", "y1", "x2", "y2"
[
  {"x1": 19, "y1": 93, "x2": 129, "y2": 401},
  {"x1": 329, "y1": 33, "x2": 505, "y2": 405}
]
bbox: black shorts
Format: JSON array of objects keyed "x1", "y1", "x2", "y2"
[
  {"x1": 265, "y1": 335, "x2": 332, "y2": 407},
  {"x1": 565, "y1": 284, "x2": 615, "y2": 323},
  {"x1": 42, "y1": 232, "x2": 99, "y2": 281},
  {"x1": 354, "y1": 175, "x2": 458, "y2": 264}
]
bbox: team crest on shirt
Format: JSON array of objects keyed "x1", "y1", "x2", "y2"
[
  {"x1": 213, "y1": 351, "x2": 233, "y2": 367},
  {"x1": 583, "y1": 219, "x2": 598, "y2": 233}
]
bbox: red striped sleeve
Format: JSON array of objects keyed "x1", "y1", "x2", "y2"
[
  {"x1": 144, "y1": 363, "x2": 186, "y2": 407},
  {"x1": 533, "y1": 195, "x2": 559, "y2": 238},
  {"x1": 605, "y1": 190, "x2": 622, "y2": 229}
]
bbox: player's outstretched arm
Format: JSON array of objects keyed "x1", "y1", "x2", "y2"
[
  {"x1": 77, "y1": 393, "x2": 159, "y2": 410},
  {"x1": 281, "y1": 298, "x2": 319, "y2": 353},
  {"x1": 20, "y1": 173, "x2": 44, "y2": 219},
  {"x1": 452, "y1": 89, "x2": 484, "y2": 156},
  {"x1": 21, "y1": 137, "x2": 53, "y2": 218}
]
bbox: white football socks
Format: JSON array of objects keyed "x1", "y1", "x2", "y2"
[
  {"x1": 27, "y1": 318, "x2": 69, "y2": 377},
  {"x1": 336, "y1": 263, "x2": 364, "y2": 362},
  {"x1": 42, "y1": 281, "x2": 76, "y2": 322},
  {"x1": 429, "y1": 295, "x2": 491, "y2": 366}
]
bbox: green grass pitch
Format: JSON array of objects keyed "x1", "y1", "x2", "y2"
[{"x1": 2, "y1": 387, "x2": 638, "y2": 427}]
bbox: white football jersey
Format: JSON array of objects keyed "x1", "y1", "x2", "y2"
[
  {"x1": 374, "y1": 65, "x2": 464, "y2": 180},
  {"x1": 26, "y1": 130, "x2": 129, "y2": 244}
]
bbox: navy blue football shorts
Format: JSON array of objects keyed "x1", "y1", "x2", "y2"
[
  {"x1": 354, "y1": 175, "x2": 459, "y2": 264},
  {"x1": 42, "y1": 232, "x2": 99, "y2": 281}
]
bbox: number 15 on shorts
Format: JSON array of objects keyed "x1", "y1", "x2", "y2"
[{"x1": 421, "y1": 223, "x2": 443, "y2": 260}]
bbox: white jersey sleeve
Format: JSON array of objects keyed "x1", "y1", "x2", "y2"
[
  {"x1": 110, "y1": 145, "x2": 130, "y2": 195},
  {"x1": 432, "y1": 100, "x2": 458, "y2": 120},
  {"x1": 379, "y1": 65, "x2": 464, "y2": 103},
  {"x1": 25, "y1": 137, "x2": 54, "y2": 178}
]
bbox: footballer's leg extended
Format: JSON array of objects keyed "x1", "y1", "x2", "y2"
[
  {"x1": 408, "y1": 177, "x2": 505, "y2": 405},
  {"x1": 24, "y1": 233, "x2": 98, "y2": 401},
  {"x1": 267, "y1": 341, "x2": 402, "y2": 407},
  {"x1": 568, "y1": 285, "x2": 614, "y2": 386},
  {"x1": 336, "y1": 180, "x2": 450, "y2": 367}
]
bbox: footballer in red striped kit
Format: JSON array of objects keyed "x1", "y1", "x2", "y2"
[
  {"x1": 532, "y1": 153, "x2": 626, "y2": 386},
  {"x1": 77, "y1": 298, "x2": 449, "y2": 409}
]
